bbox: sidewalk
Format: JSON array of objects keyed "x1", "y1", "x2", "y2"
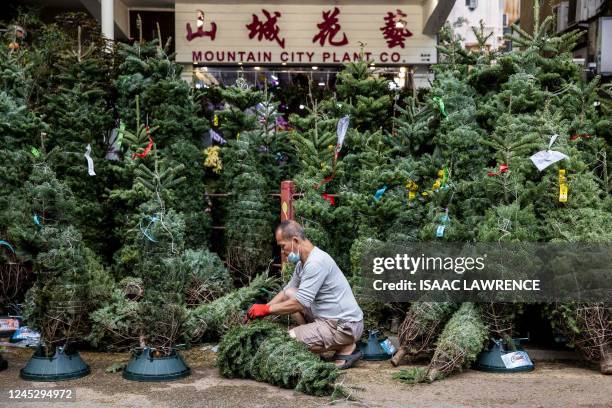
[{"x1": 1, "y1": 347, "x2": 610, "y2": 408}]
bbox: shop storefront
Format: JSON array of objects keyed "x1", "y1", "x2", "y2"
[{"x1": 174, "y1": 1, "x2": 453, "y2": 89}]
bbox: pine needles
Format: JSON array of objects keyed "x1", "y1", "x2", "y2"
[
  {"x1": 218, "y1": 321, "x2": 339, "y2": 396},
  {"x1": 184, "y1": 274, "x2": 278, "y2": 343}
]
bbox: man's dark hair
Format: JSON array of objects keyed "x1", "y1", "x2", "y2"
[{"x1": 276, "y1": 220, "x2": 306, "y2": 240}]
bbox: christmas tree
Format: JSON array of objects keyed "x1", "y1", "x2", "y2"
[
  {"x1": 22, "y1": 161, "x2": 113, "y2": 355},
  {"x1": 220, "y1": 84, "x2": 294, "y2": 281},
  {"x1": 111, "y1": 26, "x2": 210, "y2": 256},
  {"x1": 90, "y1": 123, "x2": 191, "y2": 353},
  {"x1": 184, "y1": 273, "x2": 278, "y2": 343},
  {"x1": 41, "y1": 21, "x2": 114, "y2": 258},
  {"x1": 218, "y1": 321, "x2": 339, "y2": 396},
  {"x1": 392, "y1": 0, "x2": 611, "y2": 378}
]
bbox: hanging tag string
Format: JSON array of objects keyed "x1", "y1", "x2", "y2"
[{"x1": 139, "y1": 215, "x2": 160, "y2": 242}]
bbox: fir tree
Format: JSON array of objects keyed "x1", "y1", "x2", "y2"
[
  {"x1": 113, "y1": 30, "x2": 210, "y2": 250},
  {"x1": 41, "y1": 24, "x2": 114, "y2": 257},
  {"x1": 22, "y1": 162, "x2": 112, "y2": 354},
  {"x1": 222, "y1": 132, "x2": 275, "y2": 281},
  {"x1": 218, "y1": 321, "x2": 339, "y2": 396}
]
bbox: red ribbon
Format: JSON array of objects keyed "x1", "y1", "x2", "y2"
[
  {"x1": 487, "y1": 164, "x2": 509, "y2": 177},
  {"x1": 132, "y1": 132, "x2": 154, "y2": 159},
  {"x1": 570, "y1": 133, "x2": 590, "y2": 141},
  {"x1": 322, "y1": 193, "x2": 336, "y2": 205},
  {"x1": 314, "y1": 151, "x2": 340, "y2": 189}
]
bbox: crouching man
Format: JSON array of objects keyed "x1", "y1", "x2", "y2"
[{"x1": 247, "y1": 220, "x2": 364, "y2": 369}]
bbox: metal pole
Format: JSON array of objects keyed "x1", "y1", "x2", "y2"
[{"x1": 101, "y1": 0, "x2": 114, "y2": 41}]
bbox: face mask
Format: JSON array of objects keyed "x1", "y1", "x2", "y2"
[{"x1": 287, "y1": 241, "x2": 300, "y2": 264}]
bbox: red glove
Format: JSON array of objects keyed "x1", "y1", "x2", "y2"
[{"x1": 247, "y1": 304, "x2": 271, "y2": 319}]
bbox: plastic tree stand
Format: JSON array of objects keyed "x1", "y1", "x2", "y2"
[
  {"x1": 20, "y1": 346, "x2": 90, "y2": 381},
  {"x1": 474, "y1": 338, "x2": 535, "y2": 373},
  {"x1": 123, "y1": 347, "x2": 191, "y2": 381},
  {"x1": 359, "y1": 330, "x2": 390, "y2": 361}
]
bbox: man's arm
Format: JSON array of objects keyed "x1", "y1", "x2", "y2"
[
  {"x1": 269, "y1": 263, "x2": 301, "y2": 306},
  {"x1": 267, "y1": 290, "x2": 286, "y2": 306},
  {"x1": 269, "y1": 297, "x2": 304, "y2": 315}
]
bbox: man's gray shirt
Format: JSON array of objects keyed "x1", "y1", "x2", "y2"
[{"x1": 284, "y1": 246, "x2": 363, "y2": 322}]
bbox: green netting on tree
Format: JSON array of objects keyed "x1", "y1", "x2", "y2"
[
  {"x1": 184, "y1": 274, "x2": 278, "y2": 343},
  {"x1": 218, "y1": 321, "x2": 339, "y2": 396}
]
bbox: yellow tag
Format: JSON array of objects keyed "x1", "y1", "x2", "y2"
[
  {"x1": 237, "y1": 132, "x2": 240, "y2": 140},
  {"x1": 431, "y1": 169, "x2": 446, "y2": 191},
  {"x1": 559, "y1": 170, "x2": 568, "y2": 202},
  {"x1": 282, "y1": 201, "x2": 288, "y2": 218},
  {"x1": 406, "y1": 180, "x2": 418, "y2": 200},
  {"x1": 559, "y1": 184, "x2": 568, "y2": 202},
  {"x1": 213, "y1": 114, "x2": 219, "y2": 127}
]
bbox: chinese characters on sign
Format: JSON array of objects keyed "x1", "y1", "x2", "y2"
[
  {"x1": 183, "y1": 5, "x2": 429, "y2": 64},
  {"x1": 312, "y1": 7, "x2": 349, "y2": 46},
  {"x1": 187, "y1": 7, "x2": 412, "y2": 48},
  {"x1": 186, "y1": 9, "x2": 217, "y2": 41},
  {"x1": 380, "y1": 9, "x2": 413, "y2": 48},
  {"x1": 246, "y1": 9, "x2": 286, "y2": 48}
]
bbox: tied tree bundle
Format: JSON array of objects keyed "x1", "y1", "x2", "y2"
[
  {"x1": 181, "y1": 249, "x2": 232, "y2": 308},
  {"x1": 184, "y1": 274, "x2": 278, "y2": 343},
  {"x1": 426, "y1": 302, "x2": 487, "y2": 381},
  {"x1": 218, "y1": 321, "x2": 339, "y2": 396},
  {"x1": 552, "y1": 302, "x2": 611, "y2": 372},
  {"x1": 391, "y1": 302, "x2": 457, "y2": 366},
  {"x1": 223, "y1": 133, "x2": 275, "y2": 282},
  {"x1": 0, "y1": 249, "x2": 31, "y2": 315},
  {"x1": 394, "y1": 303, "x2": 487, "y2": 383}
]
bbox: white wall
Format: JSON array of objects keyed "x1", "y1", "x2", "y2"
[{"x1": 446, "y1": 0, "x2": 506, "y2": 49}]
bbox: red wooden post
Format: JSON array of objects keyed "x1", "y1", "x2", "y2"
[
  {"x1": 279, "y1": 180, "x2": 295, "y2": 266},
  {"x1": 280, "y1": 180, "x2": 295, "y2": 222}
]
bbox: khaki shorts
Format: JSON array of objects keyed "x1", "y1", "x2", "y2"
[{"x1": 291, "y1": 310, "x2": 364, "y2": 351}]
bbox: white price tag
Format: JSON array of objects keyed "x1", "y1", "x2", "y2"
[{"x1": 501, "y1": 351, "x2": 532, "y2": 369}]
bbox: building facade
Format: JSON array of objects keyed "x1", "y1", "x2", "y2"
[
  {"x1": 22, "y1": 0, "x2": 456, "y2": 89},
  {"x1": 445, "y1": 0, "x2": 517, "y2": 50},
  {"x1": 520, "y1": 0, "x2": 611, "y2": 76}
]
